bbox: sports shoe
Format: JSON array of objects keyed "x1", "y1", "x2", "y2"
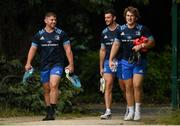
[
  {"x1": 23, "y1": 67, "x2": 34, "y2": 84},
  {"x1": 65, "y1": 69, "x2": 81, "y2": 88},
  {"x1": 100, "y1": 111, "x2": 112, "y2": 120},
  {"x1": 124, "y1": 108, "x2": 129, "y2": 119},
  {"x1": 133, "y1": 111, "x2": 141, "y2": 121},
  {"x1": 124, "y1": 112, "x2": 134, "y2": 121},
  {"x1": 42, "y1": 114, "x2": 55, "y2": 121}
]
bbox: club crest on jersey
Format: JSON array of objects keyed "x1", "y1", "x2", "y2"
[
  {"x1": 135, "y1": 31, "x2": 141, "y2": 36},
  {"x1": 55, "y1": 35, "x2": 60, "y2": 40}
]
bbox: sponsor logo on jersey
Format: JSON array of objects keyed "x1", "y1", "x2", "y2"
[
  {"x1": 105, "y1": 42, "x2": 113, "y2": 45},
  {"x1": 41, "y1": 40, "x2": 58, "y2": 47}
]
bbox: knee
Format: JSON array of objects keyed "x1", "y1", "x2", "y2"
[
  {"x1": 50, "y1": 83, "x2": 59, "y2": 90},
  {"x1": 133, "y1": 84, "x2": 141, "y2": 90},
  {"x1": 44, "y1": 87, "x2": 50, "y2": 94},
  {"x1": 105, "y1": 82, "x2": 113, "y2": 91}
]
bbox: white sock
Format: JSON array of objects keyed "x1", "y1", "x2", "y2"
[
  {"x1": 128, "y1": 106, "x2": 134, "y2": 114},
  {"x1": 135, "y1": 103, "x2": 141, "y2": 112},
  {"x1": 106, "y1": 108, "x2": 111, "y2": 113}
]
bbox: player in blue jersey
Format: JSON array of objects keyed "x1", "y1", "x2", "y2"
[
  {"x1": 99, "y1": 9, "x2": 125, "y2": 119},
  {"x1": 109, "y1": 6, "x2": 155, "y2": 121},
  {"x1": 25, "y1": 12, "x2": 74, "y2": 121}
]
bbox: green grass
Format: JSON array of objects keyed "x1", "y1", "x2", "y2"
[
  {"x1": 0, "y1": 106, "x2": 36, "y2": 117},
  {"x1": 155, "y1": 109, "x2": 180, "y2": 125},
  {"x1": 143, "y1": 109, "x2": 180, "y2": 125}
]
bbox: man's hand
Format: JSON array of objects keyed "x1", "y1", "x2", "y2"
[
  {"x1": 109, "y1": 59, "x2": 114, "y2": 71},
  {"x1": 132, "y1": 44, "x2": 142, "y2": 52},
  {"x1": 65, "y1": 64, "x2": 74, "y2": 73},
  {"x1": 100, "y1": 68, "x2": 104, "y2": 76},
  {"x1": 25, "y1": 63, "x2": 32, "y2": 71}
]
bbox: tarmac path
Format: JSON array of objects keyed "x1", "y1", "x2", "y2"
[{"x1": 0, "y1": 104, "x2": 170, "y2": 126}]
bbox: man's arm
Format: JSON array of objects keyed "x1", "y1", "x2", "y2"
[
  {"x1": 142, "y1": 37, "x2": 155, "y2": 49},
  {"x1": 109, "y1": 41, "x2": 120, "y2": 68},
  {"x1": 64, "y1": 44, "x2": 74, "y2": 73},
  {"x1": 25, "y1": 46, "x2": 37, "y2": 71},
  {"x1": 133, "y1": 37, "x2": 155, "y2": 52},
  {"x1": 99, "y1": 47, "x2": 106, "y2": 76}
]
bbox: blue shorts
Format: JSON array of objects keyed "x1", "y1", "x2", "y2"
[
  {"x1": 103, "y1": 60, "x2": 122, "y2": 79},
  {"x1": 121, "y1": 59, "x2": 147, "y2": 80},
  {"x1": 40, "y1": 66, "x2": 63, "y2": 83}
]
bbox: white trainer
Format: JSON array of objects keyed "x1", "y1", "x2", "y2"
[
  {"x1": 134, "y1": 111, "x2": 141, "y2": 121},
  {"x1": 124, "y1": 112, "x2": 134, "y2": 121},
  {"x1": 124, "y1": 108, "x2": 129, "y2": 119},
  {"x1": 100, "y1": 111, "x2": 112, "y2": 120}
]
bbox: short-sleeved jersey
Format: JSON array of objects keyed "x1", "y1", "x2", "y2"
[
  {"x1": 100, "y1": 24, "x2": 122, "y2": 60},
  {"x1": 115, "y1": 24, "x2": 154, "y2": 60},
  {"x1": 32, "y1": 27, "x2": 70, "y2": 70}
]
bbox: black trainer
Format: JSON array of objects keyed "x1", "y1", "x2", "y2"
[
  {"x1": 42, "y1": 106, "x2": 55, "y2": 121},
  {"x1": 42, "y1": 114, "x2": 55, "y2": 121}
]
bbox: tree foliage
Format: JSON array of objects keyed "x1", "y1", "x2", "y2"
[{"x1": 0, "y1": 0, "x2": 172, "y2": 113}]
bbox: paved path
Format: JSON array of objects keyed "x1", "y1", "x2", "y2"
[{"x1": 0, "y1": 105, "x2": 170, "y2": 125}]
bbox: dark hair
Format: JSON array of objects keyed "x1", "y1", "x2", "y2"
[
  {"x1": 45, "y1": 12, "x2": 57, "y2": 18},
  {"x1": 105, "y1": 9, "x2": 116, "y2": 17},
  {"x1": 123, "y1": 6, "x2": 140, "y2": 19}
]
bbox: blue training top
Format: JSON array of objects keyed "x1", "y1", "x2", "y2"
[
  {"x1": 31, "y1": 27, "x2": 70, "y2": 70},
  {"x1": 100, "y1": 24, "x2": 122, "y2": 60},
  {"x1": 115, "y1": 24, "x2": 154, "y2": 60}
]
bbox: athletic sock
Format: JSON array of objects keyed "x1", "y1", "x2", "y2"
[
  {"x1": 50, "y1": 104, "x2": 56, "y2": 115},
  {"x1": 128, "y1": 106, "x2": 134, "y2": 114},
  {"x1": 46, "y1": 106, "x2": 51, "y2": 114},
  {"x1": 106, "y1": 108, "x2": 111, "y2": 113},
  {"x1": 135, "y1": 103, "x2": 141, "y2": 112}
]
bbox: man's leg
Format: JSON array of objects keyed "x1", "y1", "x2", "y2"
[
  {"x1": 118, "y1": 80, "x2": 128, "y2": 117},
  {"x1": 133, "y1": 74, "x2": 143, "y2": 121},
  {"x1": 124, "y1": 79, "x2": 134, "y2": 121},
  {"x1": 100, "y1": 73, "x2": 114, "y2": 119},
  {"x1": 43, "y1": 83, "x2": 50, "y2": 106},
  {"x1": 121, "y1": 60, "x2": 134, "y2": 121},
  {"x1": 118, "y1": 80, "x2": 126, "y2": 98},
  {"x1": 40, "y1": 70, "x2": 57, "y2": 121},
  {"x1": 49, "y1": 75, "x2": 61, "y2": 105},
  {"x1": 42, "y1": 83, "x2": 55, "y2": 121},
  {"x1": 133, "y1": 60, "x2": 146, "y2": 121}
]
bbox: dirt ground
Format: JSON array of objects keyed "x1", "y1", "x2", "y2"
[{"x1": 0, "y1": 104, "x2": 170, "y2": 126}]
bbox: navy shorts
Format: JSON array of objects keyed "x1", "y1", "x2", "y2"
[
  {"x1": 121, "y1": 59, "x2": 147, "y2": 80},
  {"x1": 103, "y1": 60, "x2": 122, "y2": 79},
  {"x1": 40, "y1": 66, "x2": 63, "y2": 83}
]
